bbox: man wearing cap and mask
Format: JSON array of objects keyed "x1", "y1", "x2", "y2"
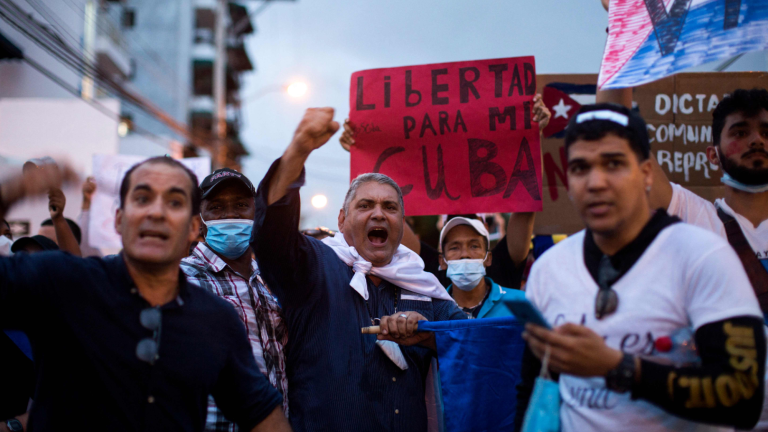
[
  {"x1": 439, "y1": 216, "x2": 526, "y2": 319},
  {"x1": 181, "y1": 168, "x2": 288, "y2": 431}
]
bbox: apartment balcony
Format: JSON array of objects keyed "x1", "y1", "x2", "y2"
[
  {"x1": 227, "y1": 42, "x2": 253, "y2": 72},
  {"x1": 192, "y1": 60, "x2": 240, "y2": 101},
  {"x1": 95, "y1": 13, "x2": 132, "y2": 78}
]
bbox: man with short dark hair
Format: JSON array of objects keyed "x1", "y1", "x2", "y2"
[
  {"x1": 648, "y1": 89, "x2": 768, "y2": 309},
  {"x1": 603, "y1": 87, "x2": 768, "y2": 430},
  {"x1": 182, "y1": 168, "x2": 289, "y2": 431},
  {"x1": 516, "y1": 103, "x2": 766, "y2": 431},
  {"x1": 0, "y1": 156, "x2": 290, "y2": 432}
]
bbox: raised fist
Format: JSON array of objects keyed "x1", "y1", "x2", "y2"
[
  {"x1": 289, "y1": 108, "x2": 340, "y2": 156},
  {"x1": 82, "y1": 177, "x2": 96, "y2": 210},
  {"x1": 0, "y1": 161, "x2": 77, "y2": 219},
  {"x1": 48, "y1": 188, "x2": 66, "y2": 219}
]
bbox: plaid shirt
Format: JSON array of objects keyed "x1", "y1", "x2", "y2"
[{"x1": 181, "y1": 243, "x2": 288, "y2": 431}]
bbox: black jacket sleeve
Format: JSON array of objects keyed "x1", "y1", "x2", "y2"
[
  {"x1": 486, "y1": 236, "x2": 526, "y2": 290},
  {"x1": 251, "y1": 158, "x2": 320, "y2": 309},
  {"x1": 633, "y1": 316, "x2": 766, "y2": 429}
]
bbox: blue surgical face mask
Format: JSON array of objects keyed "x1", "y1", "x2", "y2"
[
  {"x1": 202, "y1": 216, "x2": 253, "y2": 259},
  {"x1": 446, "y1": 255, "x2": 487, "y2": 291},
  {"x1": 715, "y1": 147, "x2": 768, "y2": 193},
  {"x1": 721, "y1": 172, "x2": 768, "y2": 193}
]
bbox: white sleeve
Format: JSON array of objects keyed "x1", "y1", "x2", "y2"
[
  {"x1": 525, "y1": 260, "x2": 544, "y2": 310},
  {"x1": 685, "y1": 242, "x2": 763, "y2": 330},
  {"x1": 667, "y1": 183, "x2": 721, "y2": 232},
  {"x1": 76, "y1": 210, "x2": 103, "y2": 258}
]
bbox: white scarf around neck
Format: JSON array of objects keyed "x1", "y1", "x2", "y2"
[{"x1": 322, "y1": 232, "x2": 454, "y2": 303}]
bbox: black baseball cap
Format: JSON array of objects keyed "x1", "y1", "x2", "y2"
[
  {"x1": 199, "y1": 168, "x2": 255, "y2": 199},
  {"x1": 11, "y1": 235, "x2": 59, "y2": 253}
]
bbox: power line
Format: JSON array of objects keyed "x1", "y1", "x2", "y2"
[
  {"x1": 0, "y1": 0, "x2": 196, "y2": 143},
  {"x1": 49, "y1": 0, "x2": 186, "y2": 99},
  {"x1": 23, "y1": 54, "x2": 171, "y2": 148}
]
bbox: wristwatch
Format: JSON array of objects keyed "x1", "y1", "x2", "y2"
[
  {"x1": 605, "y1": 353, "x2": 636, "y2": 394},
  {"x1": 5, "y1": 419, "x2": 23, "y2": 432}
]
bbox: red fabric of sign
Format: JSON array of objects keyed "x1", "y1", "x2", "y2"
[{"x1": 349, "y1": 56, "x2": 542, "y2": 216}]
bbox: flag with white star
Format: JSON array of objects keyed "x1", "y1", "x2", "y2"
[{"x1": 542, "y1": 83, "x2": 596, "y2": 138}]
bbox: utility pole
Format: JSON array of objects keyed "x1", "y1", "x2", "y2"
[
  {"x1": 213, "y1": 0, "x2": 228, "y2": 169},
  {"x1": 82, "y1": 0, "x2": 96, "y2": 100}
]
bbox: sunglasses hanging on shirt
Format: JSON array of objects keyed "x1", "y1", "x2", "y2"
[
  {"x1": 595, "y1": 255, "x2": 620, "y2": 320},
  {"x1": 136, "y1": 307, "x2": 162, "y2": 364}
]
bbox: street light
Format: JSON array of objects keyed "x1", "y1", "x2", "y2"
[
  {"x1": 311, "y1": 194, "x2": 328, "y2": 209},
  {"x1": 244, "y1": 81, "x2": 309, "y2": 103},
  {"x1": 286, "y1": 82, "x2": 308, "y2": 98}
]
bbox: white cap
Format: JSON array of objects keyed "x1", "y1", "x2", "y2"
[{"x1": 438, "y1": 217, "x2": 490, "y2": 253}]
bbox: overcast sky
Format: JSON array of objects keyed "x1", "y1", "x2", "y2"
[{"x1": 236, "y1": 0, "x2": 763, "y2": 229}]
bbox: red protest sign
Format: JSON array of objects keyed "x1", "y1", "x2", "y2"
[{"x1": 349, "y1": 57, "x2": 542, "y2": 216}]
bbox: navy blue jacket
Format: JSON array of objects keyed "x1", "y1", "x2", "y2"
[{"x1": 252, "y1": 159, "x2": 465, "y2": 432}]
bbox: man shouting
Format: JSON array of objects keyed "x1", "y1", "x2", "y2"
[{"x1": 251, "y1": 107, "x2": 466, "y2": 432}]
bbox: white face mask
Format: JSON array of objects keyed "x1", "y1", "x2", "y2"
[
  {"x1": 0, "y1": 235, "x2": 12, "y2": 256},
  {"x1": 446, "y1": 254, "x2": 487, "y2": 291}
]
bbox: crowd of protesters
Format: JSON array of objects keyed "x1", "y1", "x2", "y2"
[{"x1": 2, "y1": 11, "x2": 768, "y2": 432}]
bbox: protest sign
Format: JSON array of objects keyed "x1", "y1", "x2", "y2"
[
  {"x1": 349, "y1": 57, "x2": 542, "y2": 216},
  {"x1": 535, "y1": 71, "x2": 765, "y2": 235},
  {"x1": 89, "y1": 155, "x2": 211, "y2": 250},
  {"x1": 599, "y1": 0, "x2": 768, "y2": 89}
]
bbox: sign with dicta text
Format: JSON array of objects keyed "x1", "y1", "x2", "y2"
[
  {"x1": 349, "y1": 57, "x2": 543, "y2": 216},
  {"x1": 535, "y1": 71, "x2": 766, "y2": 235}
]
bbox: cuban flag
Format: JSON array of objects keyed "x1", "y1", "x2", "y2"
[
  {"x1": 542, "y1": 83, "x2": 597, "y2": 138},
  {"x1": 599, "y1": 0, "x2": 768, "y2": 89}
]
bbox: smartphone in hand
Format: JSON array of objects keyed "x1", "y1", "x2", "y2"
[{"x1": 502, "y1": 299, "x2": 551, "y2": 329}]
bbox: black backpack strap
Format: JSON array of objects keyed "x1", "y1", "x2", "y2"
[{"x1": 717, "y1": 207, "x2": 768, "y2": 315}]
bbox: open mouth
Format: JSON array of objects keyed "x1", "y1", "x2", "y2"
[
  {"x1": 367, "y1": 227, "x2": 388, "y2": 245},
  {"x1": 139, "y1": 230, "x2": 169, "y2": 241}
]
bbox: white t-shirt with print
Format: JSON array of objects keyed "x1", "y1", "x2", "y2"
[
  {"x1": 668, "y1": 182, "x2": 768, "y2": 431},
  {"x1": 668, "y1": 183, "x2": 768, "y2": 269},
  {"x1": 526, "y1": 224, "x2": 762, "y2": 432}
]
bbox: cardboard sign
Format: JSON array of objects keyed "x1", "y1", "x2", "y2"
[
  {"x1": 349, "y1": 57, "x2": 542, "y2": 216},
  {"x1": 599, "y1": 0, "x2": 768, "y2": 89},
  {"x1": 89, "y1": 155, "x2": 211, "y2": 250},
  {"x1": 536, "y1": 71, "x2": 766, "y2": 235}
]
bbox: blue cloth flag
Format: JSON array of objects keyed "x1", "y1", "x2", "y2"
[
  {"x1": 419, "y1": 317, "x2": 526, "y2": 432},
  {"x1": 599, "y1": 0, "x2": 768, "y2": 89}
]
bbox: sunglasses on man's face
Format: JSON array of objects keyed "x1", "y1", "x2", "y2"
[
  {"x1": 136, "y1": 307, "x2": 162, "y2": 364},
  {"x1": 595, "y1": 255, "x2": 620, "y2": 320}
]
